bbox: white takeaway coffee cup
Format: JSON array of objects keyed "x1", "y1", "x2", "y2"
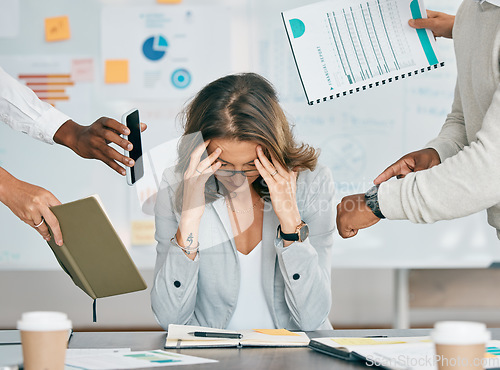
[
  {"x1": 431, "y1": 321, "x2": 491, "y2": 370},
  {"x1": 17, "y1": 312, "x2": 72, "y2": 370}
]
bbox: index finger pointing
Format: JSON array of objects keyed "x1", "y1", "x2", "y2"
[
  {"x1": 374, "y1": 159, "x2": 414, "y2": 184},
  {"x1": 374, "y1": 164, "x2": 401, "y2": 185}
]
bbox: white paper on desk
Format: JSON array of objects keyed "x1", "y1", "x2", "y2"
[
  {"x1": 66, "y1": 348, "x2": 131, "y2": 359},
  {"x1": 65, "y1": 349, "x2": 217, "y2": 369}
]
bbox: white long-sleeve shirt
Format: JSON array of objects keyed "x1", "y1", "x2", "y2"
[
  {"x1": 378, "y1": 0, "x2": 500, "y2": 238},
  {"x1": 0, "y1": 66, "x2": 70, "y2": 144}
]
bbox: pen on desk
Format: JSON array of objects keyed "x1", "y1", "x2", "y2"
[
  {"x1": 364, "y1": 335, "x2": 388, "y2": 338},
  {"x1": 188, "y1": 331, "x2": 243, "y2": 339}
]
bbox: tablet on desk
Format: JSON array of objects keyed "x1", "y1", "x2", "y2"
[{"x1": 308, "y1": 336, "x2": 433, "y2": 364}]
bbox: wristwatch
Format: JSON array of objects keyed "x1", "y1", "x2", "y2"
[
  {"x1": 365, "y1": 185, "x2": 385, "y2": 219},
  {"x1": 277, "y1": 221, "x2": 309, "y2": 242}
]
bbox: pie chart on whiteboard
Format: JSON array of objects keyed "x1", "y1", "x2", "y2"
[{"x1": 142, "y1": 35, "x2": 168, "y2": 61}]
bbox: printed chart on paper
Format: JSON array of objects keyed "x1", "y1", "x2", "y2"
[{"x1": 324, "y1": 0, "x2": 415, "y2": 88}]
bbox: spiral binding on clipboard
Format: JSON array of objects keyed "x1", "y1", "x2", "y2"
[{"x1": 308, "y1": 61, "x2": 445, "y2": 105}]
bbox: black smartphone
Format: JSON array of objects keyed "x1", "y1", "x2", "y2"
[{"x1": 121, "y1": 109, "x2": 144, "y2": 185}]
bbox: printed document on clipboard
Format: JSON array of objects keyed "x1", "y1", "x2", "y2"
[{"x1": 282, "y1": 0, "x2": 444, "y2": 105}]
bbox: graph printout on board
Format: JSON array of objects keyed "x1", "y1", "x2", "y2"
[{"x1": 282, "y1": 0, "x2": 443, "y2": 105}]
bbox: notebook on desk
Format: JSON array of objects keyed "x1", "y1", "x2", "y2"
[
  {"x1": 165, "y1": 324, "x2": 310, "y2": 349},
  {"x1": 309, "y1": 336, "x2": 432, "y2": 362},
  {"x1": 309, "y1": 336, "x2": 500, "y2": 370}
]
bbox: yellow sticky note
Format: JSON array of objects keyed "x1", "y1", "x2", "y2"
[
  {"x1": 332, "y1": 338, "x2": 406, "y2": 346},
  {"x1": 105, "y1": 60, "x2": 129, "y2": 84},
  {"x1": 157, "y1": 0, "x2": 183, "y2": 3},
  {"x1": 253, "y1": 329, "x2": 300, "y2": 336},
  {"x1": 45, "y1": 16, "x2": 71, "y2": 42},
  {"x1": 131, "y1": 220, "x2": 156, "y2": 246}
]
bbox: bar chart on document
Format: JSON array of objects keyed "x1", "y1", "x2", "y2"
[{"x1": 282, "y1": 0, "x2": 443, "y2": 104}]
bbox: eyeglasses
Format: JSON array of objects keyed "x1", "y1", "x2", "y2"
[{"x1": 215, "y1": 169, "x2": 260, "y2": 177}]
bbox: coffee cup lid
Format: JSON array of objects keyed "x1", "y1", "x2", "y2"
[
  {"x1": 17, "y1": 311, "x2": 72, "y2": 331},
  {"x1": 431, "y1": 321, "x2": 491, "y2": 345}
]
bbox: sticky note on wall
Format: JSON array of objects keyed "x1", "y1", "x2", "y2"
[
  {"x1": 157, "y1": 0, "x2": 183, "y2": 3},
  {"x1": 104, "y1": 60, "x2": 129, "y2": 84},
  {"x1": 45, "y1": 15, "x2": 71, "y2": 42},
  {"x1": 131, "y1": 220, "x2": 156, "y2": 246},
  {"x1": 72, "y1": 58, "x2": 94, "y2": 82}
]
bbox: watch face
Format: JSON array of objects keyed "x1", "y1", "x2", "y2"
[
  {"x1": 365, "y1": 185, "x2": 378, "y2": 198},
  {"x1": 299, "y1": 224, "x2": 309, "y2": 242},
  {"x1": 365, "y1": 198, "x2": 376, "y2": 209}
]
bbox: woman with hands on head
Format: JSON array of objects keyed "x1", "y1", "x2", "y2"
[{"x1": 152, "y1": 73, "x2": 335, "y2": 331}]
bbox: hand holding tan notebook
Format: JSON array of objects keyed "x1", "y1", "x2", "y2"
[{"x1": 46, "y1": 195, "x2": 146, "y2": 304}]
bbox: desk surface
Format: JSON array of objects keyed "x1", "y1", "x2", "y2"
[
  {"x1": 69, "y1": 329, "x2": 431, "y2": 370},
  {"x1": 3, "y1": 328, "x2": 500, "y2": 369}
]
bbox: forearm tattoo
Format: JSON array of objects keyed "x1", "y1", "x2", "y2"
[{"x1": 186, "y1": 233, "x2": 194, "y2": 247}]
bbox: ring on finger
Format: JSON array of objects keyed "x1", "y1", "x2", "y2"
[
  {"x1": 270, "y1": 170, "x2": 278, "y2": 177},
  {"x1": 34, "y1": 219, "x2": 45, "y2": 228}
]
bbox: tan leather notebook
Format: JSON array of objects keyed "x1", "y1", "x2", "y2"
[{"x1": 47, "y1": 195, "x2": 147, "y2": 301}]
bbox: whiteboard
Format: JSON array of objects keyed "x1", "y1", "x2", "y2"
[{"x1": 1, "y1": 0, "x2": 498, "y2": 271}]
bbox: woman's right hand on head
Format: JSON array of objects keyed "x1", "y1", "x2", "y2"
[{"x1": 181, "y1": 140, "x2": 222, "y2": 221}]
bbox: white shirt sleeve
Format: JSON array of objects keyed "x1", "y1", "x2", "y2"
[{"x1": 0, "y1": 66, "x2": 70, "y2": 144}]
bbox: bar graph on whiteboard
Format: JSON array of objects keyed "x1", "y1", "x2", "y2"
[
  {"x1": 0, "y1": 55, "x2": 93, "y2": 119},
  {"x1": 18, "y1": 74, "x2": 73, "y2": 106}
]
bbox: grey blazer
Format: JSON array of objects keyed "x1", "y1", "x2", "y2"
[{"x1": 151, "y1": 164, "x2": 335, "y2": 331}]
